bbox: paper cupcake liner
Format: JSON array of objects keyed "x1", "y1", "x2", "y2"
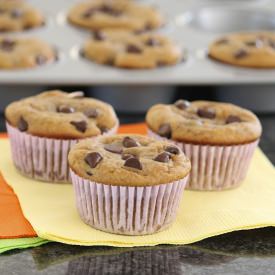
[
  {"x1": 70, "y1": 170, "x2": 188, "y2": 235},
  {"x1": 6, "y1": 122, "x2": 118, "y2": 183},
  {"x1": 148, "y1": 129, "x2": 258, "y2": 191}
]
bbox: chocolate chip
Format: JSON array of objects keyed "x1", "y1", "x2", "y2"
[
  {"x1": 245, "y1": 40, "x2": 263, "y2": 48},
  {"x1": 234, "y1": 49, "x2": 248, "y2": 59},
  {"x1": 10, "y1": 9, "x2": 23, "y2": 18},
  {"x1": 36, "y1": 55, "x2": 47, "y2": 65},
  {"x1": 23, "y1": 24, "x2": 33, "y2": 30},
  {"x1": 122, "y1": 136, "x2": 139, "y2": 148},
  {"x1": 0, "y1": 28, "x2": 8, "y2": 32},
  {"x1": 86, "y1": 171, "x2": 93, "y2": 176},
  {"x1": 145, "y1": 38, "x2": 160, "y2": 47},
  {"x1": 126, "y1": 44, "x2": 142, "y2": 54},
  {"x1": 268, "y1": 39, "x2": 275, "y2": 49},
  {"x1": 174, "y1": 99, "x2": 190, "y2": 110},
  {"x1": 85, "y1": 152, "x2": 103, "y2": 168},
  {"x1": 226, "y1": 115, "x2": 242, "y2": 124},
  {"x1": 84, "y1": 108, "x2": 99, "y2": 118},
  {"x1": 197, "y1": 108, "x2": 216, "y2": 119},
  {"x1": 104, "y1": 144, "x2": 123, "y2": 154},
  {"x1": 0, "y1": 39, "x2": 16, "y2": 52},
  {"x1": 99, "y1": 5, "x2": 122, "y2": 16},
  {"x1": 154, "y1": 152, "x2": 171, "y2": 163},
  {"x1": 144, "y1": 22, "x2": 153, "y2": 31},
  {"x1": 165, "y1": 146, "x2": 180, "y2": 155},
  {"x1": 121, "y1": 153, "x2": 135, "y2": 160},
  {"x1": 97, "y1": 125, "x2": 109, "y2": 134},
  {"x1": 215, "y1": 38, "x2": 229, "y2": 45},
  {"x1": 17, "y1": 117, "x2": 28, "y2": 132},
  {"x1": 93, "y1": 31, "x2": 106, "y2": 41},
  {"x1": 82, "y1": 8, "x2": 96, "y2": 18},
  {"x1": 158, "y1": 124, "x2": 172, "y2": 138},
  {"x1": 57, "y1": 105, "x2": 75, "y2": 113},
  {"x1": 157, "y1": 61, "x2": 167, "y2": 67},
  {"x1": 70, "y1": 120, "x2": 87, "y2": 133},
  {"x1": 124, "y1": 157, "x2": 142, "y2": 170},
  {"x1": 105, "y1": 58, "x2": 114, "y2": 66}
]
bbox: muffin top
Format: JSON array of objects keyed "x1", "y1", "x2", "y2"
[
  {"x1": 68, "y1": 0, "x2": 164, "y2": 32},
  {"x1": 209, "y1": 32, "x2": 275, "y2": 68},
  {"x1": 0, "y1": 0, "x2": 44, "y2": 32},
  {"x1": 0, "y1": 37, "x2": 56, "y2": 69},
  {"x1": 146, "y1": 100, "x2": 262, "y2": 145},
  {"x1": 69, "y1": 134, "x2": 191, "y2": 186},
  {"x1": 5, "y1": 90, "x2": 118, "y2": 139},
  {"x1": 83, "y1": 30, "x2": 182, "y2": 69}
]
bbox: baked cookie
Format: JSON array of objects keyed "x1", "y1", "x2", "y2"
[
  {"x1": 69, "y1": 134, "x2": 190, "y2": 235},
  {"x1": 146, "y1": 100, "x2": 262, "y2": 145},
  {"x1": 0, "y1": 37, "x2": 56, "y2": 69},
  {"x1": 0, "y1": 0, "x2": 44, "y2": 32},
  {"x1": 5, "y1": 90, "x2": 119, "y2": 139},
  {"x1": 68, "y1": 0, "x2": 164, "y2": 32},
  {"x1": 209, "y1": 32, "x2": 275, "y2": 68},
  {"x1": 83, "y1": 30, "x2": 183, "y2": 69}
]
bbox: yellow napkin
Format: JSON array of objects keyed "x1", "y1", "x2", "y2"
[{"x1": 0, "y1": 139, "x2": 275, "y2": 247}]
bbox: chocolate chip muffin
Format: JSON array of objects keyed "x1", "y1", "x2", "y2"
[
  {"x1": 146, "y1": 100, "x2": 262, "y2": 190},
  {"x1": 5, "y1": 90, "x2": 119, "y2": 183},
  {"x1": 209, "y1": 32, "x2": 275, "y2": 68},
  {"x1": 82, "y1": 30, "x2": 183, "y2": 69},
  {"x1": 69, "y1": 134, "x2": 191, "y2": 235},
  {"x1": 0, "y1": 37, "x2": 56, "y2": 69},
  {"x1": 68, "y1": 0, "x2": 164, "y2": 32},
  {"x1": 0, "y1": 0, "x2": 44, "y2": 32}
]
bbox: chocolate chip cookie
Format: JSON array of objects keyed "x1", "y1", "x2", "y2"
[
  {"x1": 146, "y1": 100, "x2": 262, "y2": 145},
  {"x1": 0, "y1": 37, "x2": 56, "y2": 69},
  {"x1": 68, "y1": 0, "x2": 164, "y2": 32},
  {"x1": 209, "y1": 32, "x2": 275, "y2": 68},
  {"x1": 82, "y1": 30, "x2": 183, "y2": 69},
  {"x1": 0, "y1": 0, "x2": 44, "y2": 32}
]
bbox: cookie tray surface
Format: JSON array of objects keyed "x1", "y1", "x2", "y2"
[{"x1": 1, "y1": 0, "x2": 275, "y2": 85}]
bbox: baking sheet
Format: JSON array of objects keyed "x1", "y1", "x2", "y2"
[{"x1": 1, "y1": 0, "x2": 275, "y2": 85}]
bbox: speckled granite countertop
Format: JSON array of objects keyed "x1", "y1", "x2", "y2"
[{"x1": 0, "y1": 114, "x2": 274, "y2": 275}]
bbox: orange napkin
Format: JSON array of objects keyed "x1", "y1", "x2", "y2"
[{"x1": 0, "y1": 123, "x2": 147, "y2": 239}]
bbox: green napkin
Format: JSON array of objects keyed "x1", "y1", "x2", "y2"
[{"x1": 0, "y1": 237, "x2": 48, "y2": 254}]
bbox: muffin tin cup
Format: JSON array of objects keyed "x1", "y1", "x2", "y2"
[
  {"x1": 70, "y1": 170, "x2": 189, "y2": 236},
  {"x1": 148, "y1": 129, "x2": 259, "y2": 191},
  {"x1": 6, "y1": 122, "x2": 118, "y2": 183}
]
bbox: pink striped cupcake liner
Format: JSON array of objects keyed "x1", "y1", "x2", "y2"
[
  {"x1": 6, "y1": 122, "x2": 118, "y2": 183},
  {"x1": 148, "y1": 129, "x2": 258, "y2": 191},
  {"x1": 70, "y1": 170, "x2": 189, "y2": 235}
]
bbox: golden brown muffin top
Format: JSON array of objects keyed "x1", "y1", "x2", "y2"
[
  {"x1": 146, "y1": 100, "x2": 262, "y2": 145},
  {"x1": 5, "y1": 90, "x2": 118, "y2": 139},
  {"x1": 69, "y1": 134, "x2": 191, "y2": 186},
  {"x1": 68, "y1": 0, "x2": 164, "y2": 32},
  {"x1": 209, "y1": 32, "x2": 275, "y2": 68},
  {"x1": 0, "y1": 37, "x2": 56, "y2": 69},
  {"x1": 0, "y1": 0, "x2": 44, "y2": 32},
  {"x1": 83, "y1": 29, "x2": 182, "y2": 69}
]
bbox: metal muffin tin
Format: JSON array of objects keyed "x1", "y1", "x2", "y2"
[{"x1": 1, "y1": 0, "x2": 275, "y2": 85}]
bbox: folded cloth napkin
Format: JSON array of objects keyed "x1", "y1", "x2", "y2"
[{"x1": 0, "y1": 123, "x2": 275, "y2": 248}]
